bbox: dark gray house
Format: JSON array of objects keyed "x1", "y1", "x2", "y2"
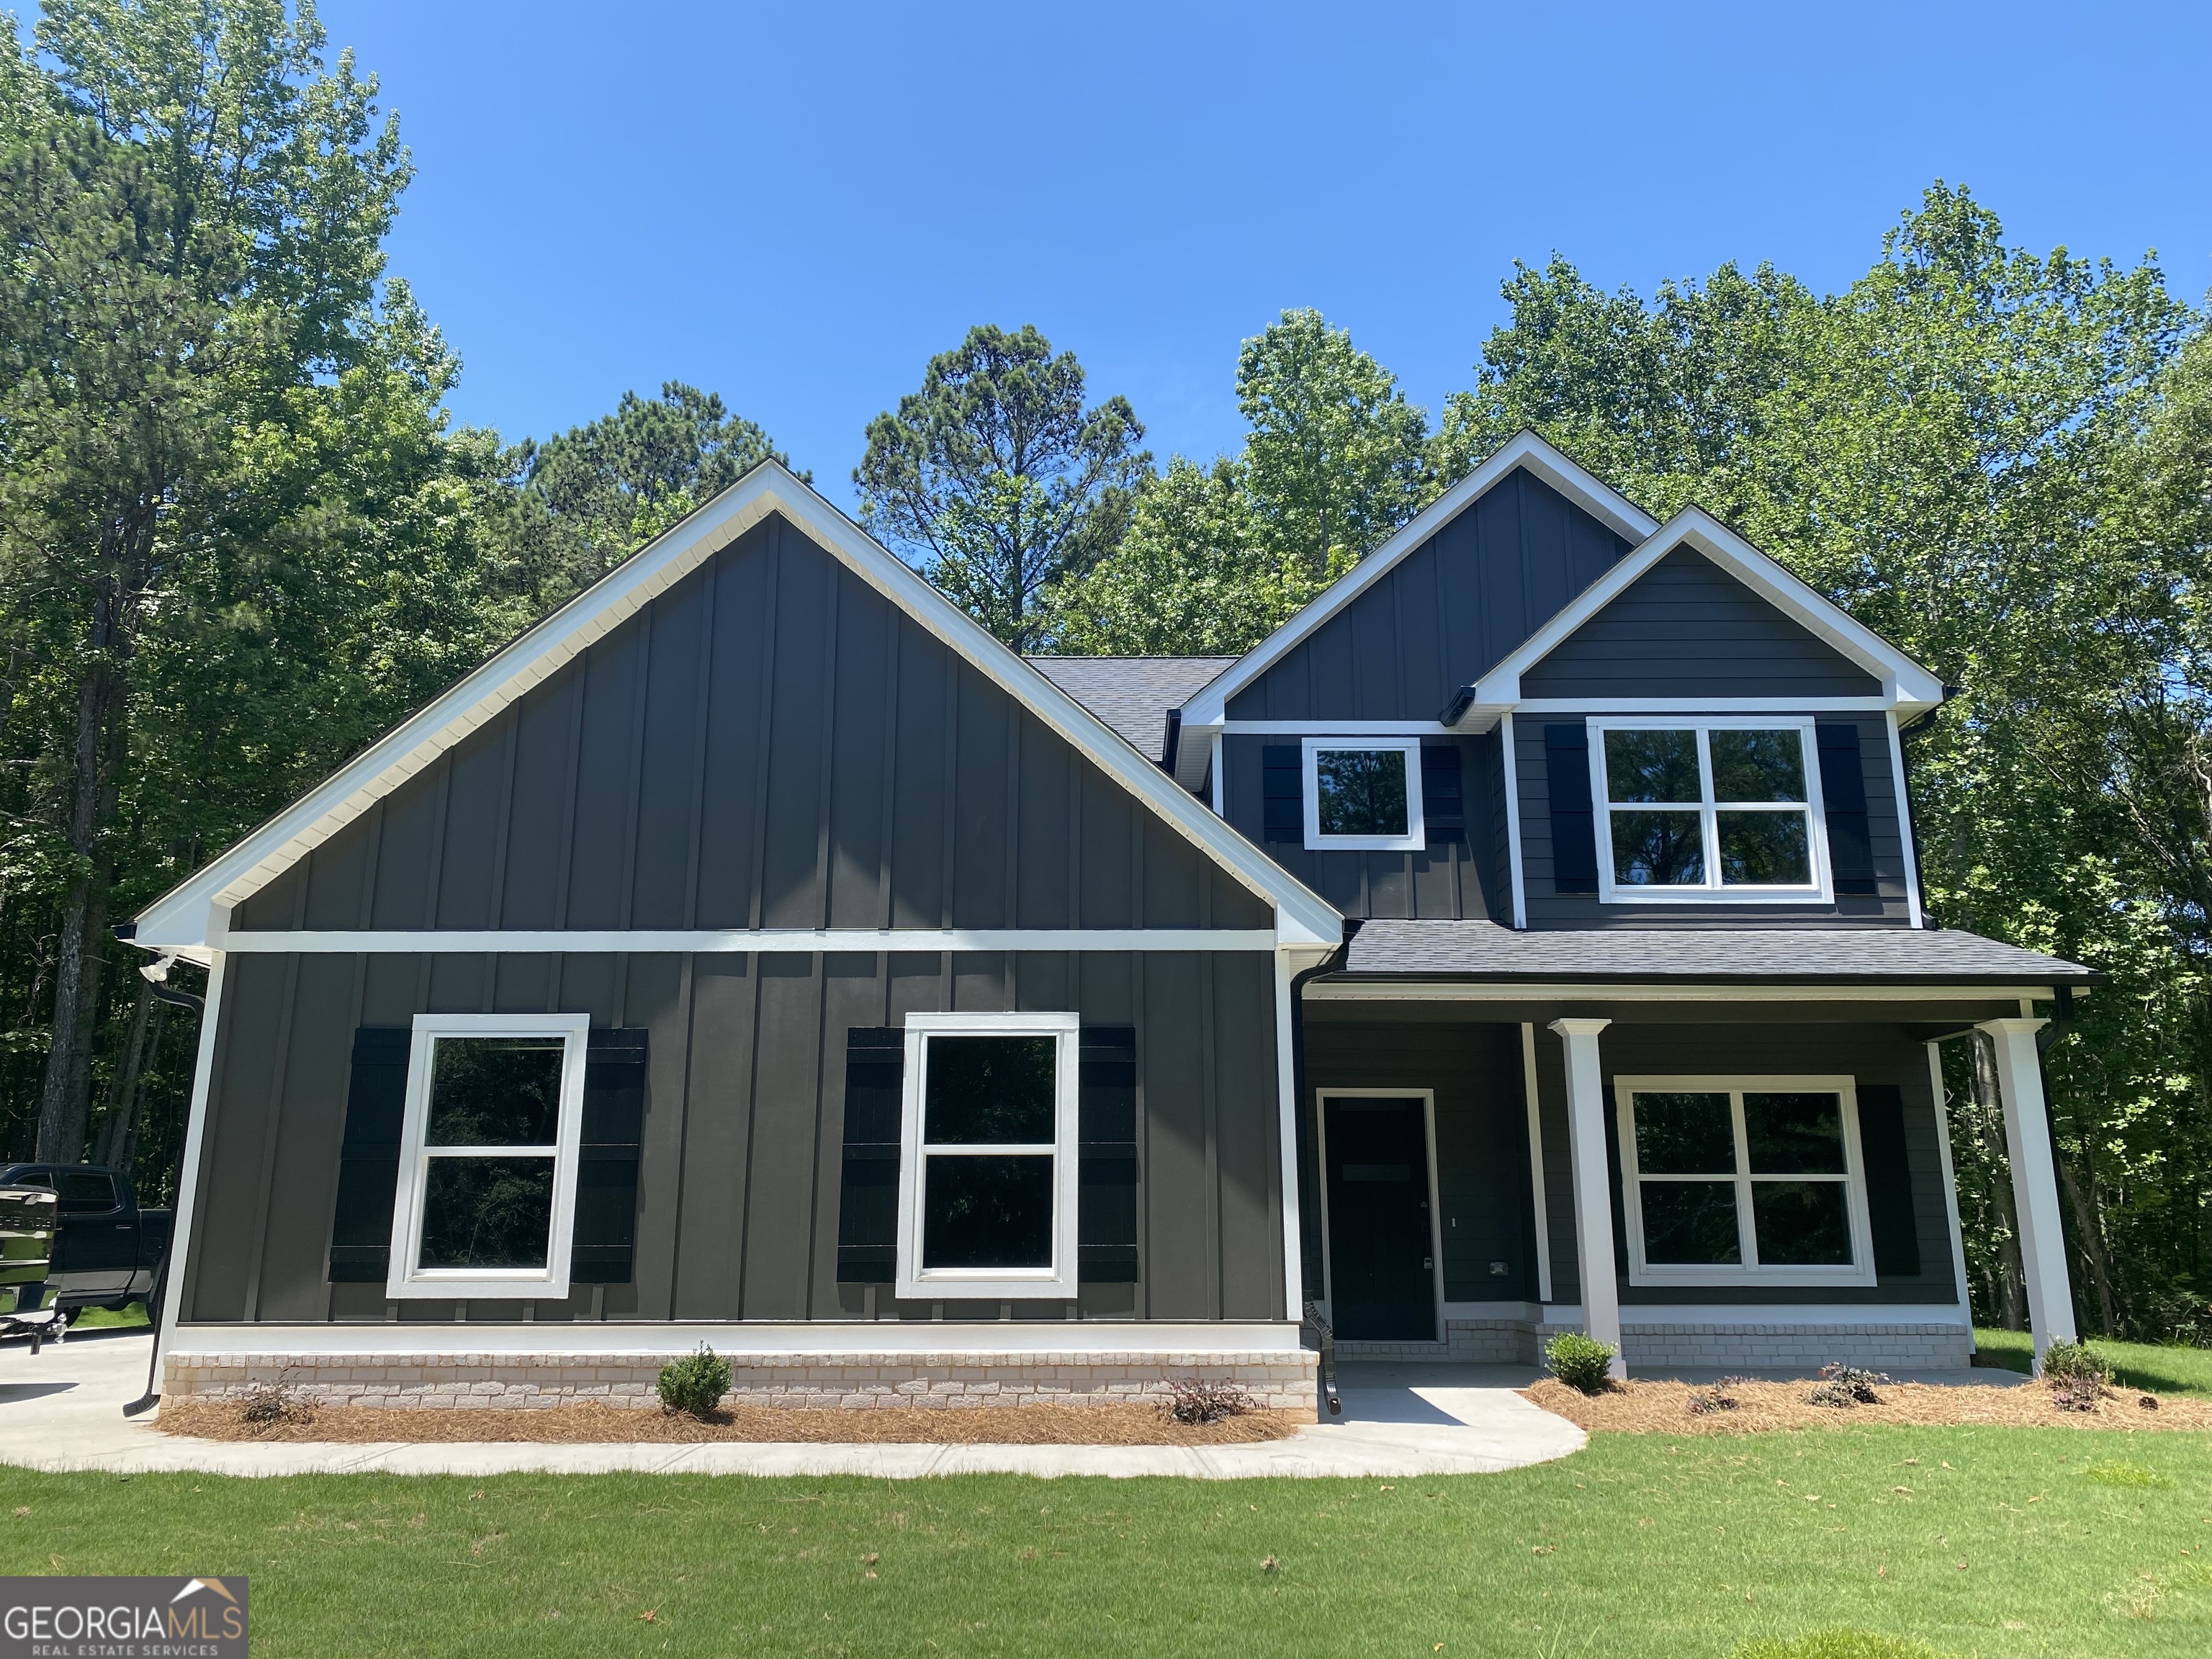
[{"x1": 134, "y1": 436, "x2": 2091, "y2": 1410}]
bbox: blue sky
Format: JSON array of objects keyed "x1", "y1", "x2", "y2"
[{"x1": 307, "y1": 0, "x2": 2211, "y2": 509}]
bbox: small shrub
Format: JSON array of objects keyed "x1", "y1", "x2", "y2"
[
  {"x1": 1807, "y1": 1362, "x2": 1889, "y2": 1408},
  {"x1": 2051, "y1": 1378, "x2": 2103, "y2": 1413},
  {"x1": 235, "y1": 1380, "x2": 313, "y2": 1428},
  {"x1": 1544, "y1": 1331, "x2": 1617, "y2": 1395},
  {"x1": 2039, "y1": 1339, "x2": 2109, "y2": 1385},
  {"x1": 1686, "y1": 1376, "x2": 1745, "y2": 1416},
  {"x1": 1163, "y1": 1377, "x2": 1254, "y2": 1424},
  {"x1": 656, "y1": 1344, "x2": 732, "y2": 1418}
]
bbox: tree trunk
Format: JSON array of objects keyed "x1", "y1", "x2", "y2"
[
  {"x1": 34, "y1": 608, "x2": 122, "y2": 1164},
  {"x1": 1970, "y1": 1031, "x2": 2030, "y2": 1331},
  {"x1": 116, "y1": 999, "x2": 168, "y2": 1192},
  {"x1": 94, "y1": 974, "x2": 155, "y2": 1167},
  {"x1": 2056, "y1": 1151, "x2": 2121, "y2": 1336}
]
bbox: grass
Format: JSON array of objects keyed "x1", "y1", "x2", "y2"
[
  {"x1": 7, "y1": 1426, "x2": 2212, "y2": 1657},
  {"x1": 1974, "y1": 1328, "x2": 2212, "y2": 1396},
  {"x1": 0, "y1": 1290, "x2": 148, "y2": 1326}
]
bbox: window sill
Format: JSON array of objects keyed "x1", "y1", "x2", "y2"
[
  {"x1": 894, "y1": 1274, "x2": 1079, "y2": 1302},
  {"x1": 1597, "y1": 889, "x2": 1834, "y2": 905},
  {"x1": 386, "y1": 1273, "x2": 572, "y2": 1301},
  {"x1": 1625, "y1": 1267, "x2": 1879, "y2": 1290}
]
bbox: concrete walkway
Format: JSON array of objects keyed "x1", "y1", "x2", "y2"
[{"x1": 0, "y1": 1330, "x2": 1585, "y2": 1480}]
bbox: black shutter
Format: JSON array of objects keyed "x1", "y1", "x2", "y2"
[
  {"x1": 1545, "y1": 723, "x2": 1599, "y2": 893},
  {"x1": 1419, "y1": 742, "x2": 1465, "y2": 844},
  {"x1": 1816, "y1": 721, "x2": 1879, "y2": 895},
  {"x1": 1078, "y1": 1025, "x2": 1140, "y2": 1282},
  {"x1": 326, "y1": 1028, "x2": 411, "y2": 1282},
  {"x1": 1856, "y1": 1084, "x2": 1921, "y2": 1277},
  {"x1": 570, "y1": 1028, "x2": 647, "y2": 1284},
  {"x1": 835, "y1": 1028, "x2": 903, "y2": 1282},
  {"x1": 1261, "y1": 745, "x2": 1303, "y2": 842}
]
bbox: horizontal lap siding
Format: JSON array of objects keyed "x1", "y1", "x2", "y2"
[
  {"x1": 179, "y1": 950, "x2": 1285, "y2": 1327},
  {"x1": 1515, "y1": 715, "x2": 1914, "y2": 927},
  {"x1": 1529, "y1": 1020, "x2": 1958, "y2": 1308},
  {"x1": 233, "y1": 513, "x2": 1269, "y2": 939},
  {"x1": 1520, "y1": 548, "x2": 1882, "y2": 697}
]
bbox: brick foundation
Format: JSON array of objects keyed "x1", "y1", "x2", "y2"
[
  {"x1": 162, "y1": 1347, "x2": 1320, "y2": 1412},
  {"x1": 1338, "y1": 1319, "x2": 1971, "y2": 1372}
]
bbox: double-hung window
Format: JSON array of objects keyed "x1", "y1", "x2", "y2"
[
  {"x1": 1615, "y1": 1076, "x2": 1875, "y2": 1287},
  {"x1": 1590, "y1": 719, "x2": 1829, "y2": 901},
  {"x1": 386, "y1": 1013, "x2": 589, "y2": 1300},
  {"x1": 1301, "y1": 736, "x2": 1426, "y2": 851},
  {"x1": 895, "y1": 1012, "x2": 1081, "y2": 1300}
]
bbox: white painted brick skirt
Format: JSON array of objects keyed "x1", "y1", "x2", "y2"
[{"x1": 161, "y1": 1348, "x2": 1321, "y2": 1412}]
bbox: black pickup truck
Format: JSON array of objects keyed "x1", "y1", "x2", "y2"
[{"x1": 0, "y1": 1164, "x2": 170, "y2": 1316}]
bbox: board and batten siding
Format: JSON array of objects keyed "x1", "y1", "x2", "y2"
[
  {"x1": 230, "y1": 512, "x2": 1270, "y2": 940},
  {"x1": 1514, "y1": 713, "x2": 1914, "y2": 926},
  {"x1": 1525, "y1": 1020, "x2": 1960, "y2": 1308},
  {"x1": 1520, "y1": 547, "x2": 1882, "y2": 698},
  {"x1": 181, "y1": 947, "x2": 1285, "y2": 1326},
  {"x1": 1223, "y1": 469, "x2": 1633, "y2": 722}
]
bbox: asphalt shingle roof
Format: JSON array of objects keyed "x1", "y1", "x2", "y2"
[
  {"x1": 1024, "y1": 657, "x2": 1237, "y2": 763},
  {"x1": 1339, "y1": 921, "x2": 2099, "y2": 985}
]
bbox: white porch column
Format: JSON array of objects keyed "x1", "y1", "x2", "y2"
[
  {"x1": 1549, "y1": 1017, "x2": 1624, "y2": 1378},
  {"x1": 1978, "y1": 1017, "x2": 2077, "y2": 1369}
]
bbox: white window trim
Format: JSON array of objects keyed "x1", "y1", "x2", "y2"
[
  {"x1": 385, "y1": 1012, "x2": 590, "y2": 1301},
  {"x1": 1588, "y1": 716, "x2": 1833, "y2": 904},
  {"x1": 1301, "y1": 736, "x2": 1426, "y2": 852},
  {"x1": 894, "y1": 1011, "x2": 1082, "y2": 1301},
  {"x1": 1615, "y1": 1073, "x2": 1876, "y2": 1288}
]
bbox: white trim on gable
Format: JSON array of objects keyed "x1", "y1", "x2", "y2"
[
  {"x1": 132, "y1": 462, "x2": 1343, "y2": 958},
  {"x1": 1444, "y1": 507, "x2": 1945, "y2": 730},
  {"x1": 1174, "y1": 432, "x2": 1658, "y2": 747}
]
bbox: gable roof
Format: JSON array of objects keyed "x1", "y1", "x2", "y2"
[
  {"x1": 1025, "y1": 656, "x2": 1238, "y2": 763},
  {"x1": 1175, "y1": 431, "x2": 1660, "y2": 732},
  {"x1": 1445, "y1": 505, "x2": 1944, "y2": 726},
  {"x1": 133, "y1": 463, "x2": 1344, "y2": 956}
]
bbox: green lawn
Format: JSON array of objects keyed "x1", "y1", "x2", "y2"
[
  {"x1": 1974, "y1": 1328, "x2": 2212, "y2": 1396},
  {"x1": 7, "y1": 1426, "x2": 2212, "y2": 1658}
]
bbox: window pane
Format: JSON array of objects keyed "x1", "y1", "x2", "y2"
[
  {"x1": 1611, "y1": 810, "x2": 1705, "y2": 885},
  {"x1": 1632, "y1": 1092, "x2": 1737, "y2": 1173},
  {"x1": 1717, "y1": 811, "x2": 1812, "y2": 885},
  {"x1": 922, "y1": 1154, "x2": 1053, "y2": 1269},
  {"x1": 54, "y1": 1169, "x2": 120, "y2": 1213},
  {"x1": 1751, "y1": 1180, "x2": 1853, "y2": 1265},
  {"x1": 925, "y1": 1035, "x2": 1056, "y2": 1144},
  {"x1": 1315, "y1": 749, "x2": 1409, "y2": 837},
  {"x1": 428, "y1": 1037, "x2": 565, "y2": 1147},
  {"x1": 1709, "y1": 729, "x2": 1807, "y2": 802},
  {"x1": 417, "y1": 1156, "x2": 554, "y2": 1269},
  {"x1": 1640, "y1": 1182, "x2": 1743, "y2": 1264},
  {"x1": 1604, "y1": 729, "x2": 1700, "y2": 803},
  {"x1": 1744, "y1": 1092, "x2": 1848, "y2": 1174}
]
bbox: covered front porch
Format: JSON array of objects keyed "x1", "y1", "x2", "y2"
[{"x1": 1294, "y1": 922, "x2": 2099, "y2": 1377}]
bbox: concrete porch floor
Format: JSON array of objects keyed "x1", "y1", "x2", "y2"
[{"x1": 1, "y1": 1330, "x2": 1588, "y2": 1480}]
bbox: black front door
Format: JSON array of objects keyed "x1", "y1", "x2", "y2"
[{"x1": 1322, "y1": 1096, "x2": 1437, "y2": 1341}]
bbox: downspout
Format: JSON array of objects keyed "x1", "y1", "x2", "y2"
[{"x1": 1290, "y1": 925, "x2": 1354, "y2": 1419}]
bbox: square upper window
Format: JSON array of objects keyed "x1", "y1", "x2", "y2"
[
  {"x1": 1301, "y1": 737, "x2": 1426, "y2": 851},
  {"x1": 385, "y1": 1014, "x2": 589, "y2": 1300},
  {"x1": 895, "y1": 1012, "x2": 1080, "y2": 1301},
  {"x1": 1590, "y1": 719, "x2": 1831, "y2": 902},
  {"x1": 1614, "y1": 1075, "x2": 1876, "y2": 1287}
]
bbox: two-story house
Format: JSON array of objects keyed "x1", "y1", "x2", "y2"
[{"x1": 129, "y1": 434, "x2": 2091, "y2": 1411}]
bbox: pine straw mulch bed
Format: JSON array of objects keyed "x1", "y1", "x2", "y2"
[
  {"x1": 155, "y1": 1400, "x2": 1308, "y2": 1447},
  {"x1": 1521, "y1": 1375, "x2": 2212, "y2": 1435}
]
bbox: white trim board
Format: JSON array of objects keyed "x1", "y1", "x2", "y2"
[
  {"x1": 132, "y1": 462, "x2": 1342, "y2": 956},
  {"x1": 1540, "y1": 1303, "x2": 1971, "y2": 1329},
  {"x1": 1305, "y1": 981, "x2": 2064, "y2": 1004},
  {"x1": 210, "y1": 927, "x2": 1287, "y2": 956},
  {"x1": 1448, "y1": 508, "x2": 1945, "y2": 729},
  {"x1": 1177, "y1": 433, "x2": 1658, "y2": 733},
  {"x1": 164, "y1": 1320, "x2": 1308, "y2": 1357}
]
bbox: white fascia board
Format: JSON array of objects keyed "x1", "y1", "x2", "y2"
[
  {"x1": 1462, "y1": 508, "x2": 1945, "y2": 721},
  {"x1": 1176, "y1": 432, "x2": 1658, "y2": 730},
  {"x1": 135, "y1": 462, "x2": 1343, "y2": 953},
  {"x1": 210, "y1": 927, "x2": 1286, "y2": 955}
]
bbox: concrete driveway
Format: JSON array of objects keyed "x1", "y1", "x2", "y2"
[{"x1": 0, "y1": 1329, "x2": 1585, "y2": 1480}]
